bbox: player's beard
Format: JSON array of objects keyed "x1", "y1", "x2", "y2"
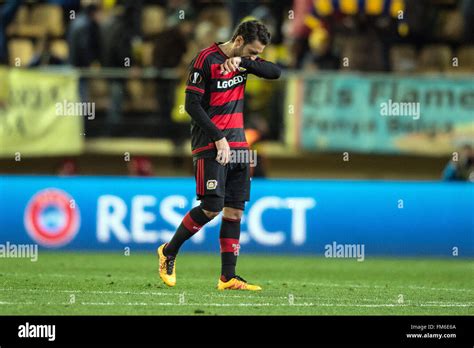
[{"x1": 232, "y1": 45, "x2": 245, "y2": 57}]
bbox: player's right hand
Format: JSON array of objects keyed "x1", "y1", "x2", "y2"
[
  {"x1": 215, "y1": 137, "x2": 230, "y2": 165},
  {"x1": 220, "y1": 57, "x2": 241, "y2": 75}
]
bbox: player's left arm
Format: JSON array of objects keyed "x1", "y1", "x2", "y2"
[
  {"x1": 239, "y1": 58, "x2": 281, "y2": 79},
  {"x1": 220, "y1": 57, "x2": 281, "y2": 79}
]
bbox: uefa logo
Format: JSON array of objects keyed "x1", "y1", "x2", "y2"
[{"x1": 24, "y1": 189, "x2": 80, "y2": 247}]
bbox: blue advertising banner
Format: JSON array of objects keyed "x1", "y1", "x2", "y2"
[
  {"x1": 0, "y1": 175, "x2": 472, "y2": 257},
  {"x1": 299, "y1": 73, "x2": 474, "y2": 155}
]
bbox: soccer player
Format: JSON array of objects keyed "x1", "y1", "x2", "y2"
[{"x1": 157, "y1": 20, "x2": 281, "y2": 291}]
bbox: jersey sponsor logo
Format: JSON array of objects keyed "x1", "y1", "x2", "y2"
[
  {"x1": 189, "y1": 71, "x2": 202, "y2": 84},
  {"x1": 216, "y1": 75, "x2": 245, "y2": 89},
  {"x1": 24, "y1": 189, "x2": 80, "y2": 247},
  {"x1": 206, "y1": 180, "x2": 218, "y2": 190}
]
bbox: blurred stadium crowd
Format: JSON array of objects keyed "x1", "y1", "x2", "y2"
[
  {"x1": 0, "y1": 0, "x2": 473, "y2": 180},
  {"x1": 2, "y1": 0, "x2": 474, "y2": 70}
]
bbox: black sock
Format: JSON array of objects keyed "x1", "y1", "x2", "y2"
[
  {"x1": 164, "y1": 206, "x2": 211, "y2": 257},
  {"x1": 219, "y1": 217, "x2": 241, "y2": 280}
]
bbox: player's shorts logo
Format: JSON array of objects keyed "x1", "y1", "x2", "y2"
[
  {"x1": 189, "y1": 72, "x2": 202, "y2": 84},
  {"x1": 24, "y1": 189, "x2": 80, "y2": 247},
  {"x1": 206, "y1": 180, "x2": 218, "y2": 190}
]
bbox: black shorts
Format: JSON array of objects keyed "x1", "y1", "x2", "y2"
[{"x1": 194, "y1": 157, "x2": 251, "y2": 212}]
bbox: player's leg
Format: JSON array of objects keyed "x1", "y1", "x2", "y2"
[
  {"x1": 163, "y1": 205, "x2": 217, "y2": 258},
  {"x1": 219, "y1": 204, "x2": 243, "y2": 281},
  {"x1": 217, "y1": 162, "x2": 261, "y2": 291},
  {"x1": 157, "y1": 157, "x2": 225, "y2": 287},
  {"x1": 166, "y1": 157, "x2": 226, "y2": 257}
]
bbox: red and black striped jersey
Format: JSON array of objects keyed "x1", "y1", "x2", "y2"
[{"x1": 185, "y1": 43, "x2": 249, "y2": 159}]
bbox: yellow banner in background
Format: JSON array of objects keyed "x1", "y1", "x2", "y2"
[{"x1": 0, "y1": 68, "x2": 84, "y2": 157}]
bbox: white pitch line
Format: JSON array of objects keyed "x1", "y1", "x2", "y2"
[
  {"x1": 0, "y1": 288, "x2": 354, "y2": 302},
  {"x1": 0, "y1": 287, "x2": 377, "y2": 302},
  {"x1": 0, "y1": 284, "x2": 473, "y2": 303},
  {"x1": 2, "y1": 288, "x2": 470, "y2": 304},
  {"x1": 0, "y1": 301, "x2": 36, "y2": 305},
  {"x1": 0, "y1": 300, "x2": 471, "y2": 308},
  {"x1": 0, "y1": 288, "x2": 269, "y2": 300},
  {"x1": 294, "y1": 281, "x2": 474, "y2": 293}
]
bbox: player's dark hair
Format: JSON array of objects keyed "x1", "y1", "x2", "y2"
[{"x1": 231, "y1": 20, "x2": 271, "y2": 45}]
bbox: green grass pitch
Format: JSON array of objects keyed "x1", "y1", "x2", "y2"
[{"x1": 0, "y1": 252, "x2": 472, "y2": 315}]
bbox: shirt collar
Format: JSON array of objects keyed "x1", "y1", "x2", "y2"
[{"x1": 215, "y1": 42, "x2": 230, "y2": 59}]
